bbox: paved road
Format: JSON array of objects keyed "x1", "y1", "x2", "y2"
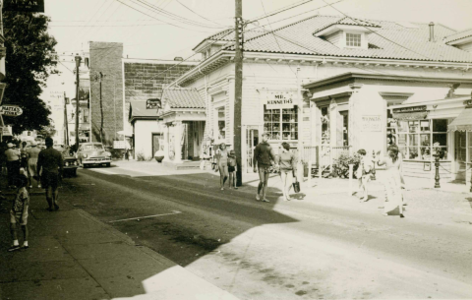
[{"x1": 59, "y1": 166, "x2": 472, "y2": 300}]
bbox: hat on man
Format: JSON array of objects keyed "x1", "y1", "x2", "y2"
[{"x1": 7, "y1": 143, "x2": 14, "y2": 148}]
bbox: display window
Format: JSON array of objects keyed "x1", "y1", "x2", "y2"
[
  {"x1": 394, "y1": 119, "x2": 449, "y2": 161},
  {"x1": 263, "y1": 105, "x2": 298, "y2": 141}
]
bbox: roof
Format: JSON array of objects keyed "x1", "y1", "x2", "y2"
[
  {"x1": 444, "y1": 28, "x2": 472, "y2": 44},
  {"x1": 129, "y1": 101, "x2": 158, "y2": 122},
  {"x1": 210, "y1": 14, "x2": 472, "y2": 63},
  {"x1": 162, "y1": 88, "x2": 205, "y2": 109}
]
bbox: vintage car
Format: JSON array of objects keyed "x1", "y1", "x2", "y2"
[
  {"x1": 77, "y1": 142, "x2": 112, "y2": 168},
  {"x1": 54, "y1": 145, "x2": 79, "y2": 177}
]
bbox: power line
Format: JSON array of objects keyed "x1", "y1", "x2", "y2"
[
  {"x1": 246, "y1": 0, "x2": 316, "y2": 25},
  {"x1": 175, "y1": 0, "x2": 222, "y2": 26}
]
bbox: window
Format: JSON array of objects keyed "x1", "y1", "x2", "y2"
[
  {"x1": 263, "y1": 106, "x2": 298, "y2": 141},
  {"x1": 395, "y1": 119, "x2": 448, "y2": 161},
  {"x1": 468, "y1": 133, "x2": 472, "y2": 163},
  {"x1": 341, "y1": 111, "x2": 348, "y2": 146},
  {"x1": 217, "y1": 107, "x2": 225, "y2": 140},
  {"x1": 321, "y1": 106, "x2": 329, "y2": 145},
  {"x1": 346, "y1": 33, "x2": 361, "y2": 47}
]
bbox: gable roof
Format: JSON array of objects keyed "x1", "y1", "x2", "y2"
[
  {"x1": 444, "y1": 28, "x2": 472, "y2": 44},
  {"x1": 162, "y1": 88, "x2": 205, "y2": 109},
  {"x1": 129, "y1": 101, "x2": 157, "y2": 122},
  {"x1": 208, "y1": 14, "x2": 472, "y2": 63}
]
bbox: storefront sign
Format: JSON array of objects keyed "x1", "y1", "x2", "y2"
[
  {"x1": 1, "y1": 126, "x2": 12, "y2": 136},
  {"x1": 0, "y1": 105, "x2": 23, "y2": 117},
  {"x1": 392, "y1": 105, "x2": 427, "y2": 114},
  {"x1": 464, "y1": 99, "x2": 472, "y2": 108},
  {"x1": 361, "y1": 115, "x2": 382, "y2": 132},
  {"x1": 4, "y1": 0, "x2": 44, "y2": 12},
  {"x1": 113, "y1": 141, "x2": 126, "y2": 149},
  {"x1": 266, "y1": 93, "x2": 295, "y2": 109}
]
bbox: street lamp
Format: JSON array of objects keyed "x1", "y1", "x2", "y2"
[{"x1": 74, "y1": 55, "x2": 81, "y2": 150}]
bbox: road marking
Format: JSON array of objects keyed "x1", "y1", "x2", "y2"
[{"x1": 108, "y1": 210, "x2": 182, "y2": 223}]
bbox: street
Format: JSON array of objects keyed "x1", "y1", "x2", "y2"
[{"x1": 59, "y1": 165, "x2": 472, "y2": 300}]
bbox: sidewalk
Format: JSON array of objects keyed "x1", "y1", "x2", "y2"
[{"x1": 0, "y1": 189, "x2": 240, "y2": 300}]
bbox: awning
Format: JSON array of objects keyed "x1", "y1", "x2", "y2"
[
  {"x1": 448, "y1": 108, "x2": 472, "y2": 132},
  {"x1": 392, "y1": 111, "x2": 429, "y2": 121}
]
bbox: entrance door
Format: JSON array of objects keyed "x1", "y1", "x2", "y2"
[
  {"x1": 152, "y1": 133, "x2": 162, "y2": 157},
  {"x1": 454, "y1": 131, "x2": 467, "y2": 182},
  {"x1": 246, "y1": 129, "x2": 259, "y2": 172}
]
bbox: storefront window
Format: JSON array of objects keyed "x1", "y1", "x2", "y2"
[
  {"x1": 264, "y1": 106, "x2": 298, "y2": 141},
  {"x1": 321, "y1": 106, "x2": 329, "y2": 145},
  {"x1": 217, "y1": 107, "x2": 225, "y2": 140},
  {"x1": 395, "y1": 119, "x2": 449, "y2": 161},
  {"x1": 468, "y1": 133, "x2": 472, "y2": 163}
]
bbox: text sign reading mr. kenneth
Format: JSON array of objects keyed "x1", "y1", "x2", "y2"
[
  {"x1": 266, "y1": 93, "x2": 295, "y2": 109},
  {"x1": 0, "y1": 105, "x2": 23, "y2": 117}
]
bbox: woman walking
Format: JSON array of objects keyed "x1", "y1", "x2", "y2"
[
  {"x1": 277, "y1": 142, "x2": 297, "y2": 201},
  {"x1": 377, "y1": 145, "x2": 405, "y2": 218},
  {"x1": 216, "y1": 143, "x2": 229, "y2": 190}
]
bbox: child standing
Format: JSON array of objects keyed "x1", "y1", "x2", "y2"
[
  {"x1": 356, "y1": 149, "x2": 373, "y2": 202},
  {"x1": 227, "y1": 150, "x2": 238, "y2": 189},
  {"x1": 9, "y1": 174, "x2": 30, "y2": 252}
]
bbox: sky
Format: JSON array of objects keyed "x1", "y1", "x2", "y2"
[{"x1": 44, "y1": 0, "x2": 472, "y2": 94}]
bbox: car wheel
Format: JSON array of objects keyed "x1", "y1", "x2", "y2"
[
  {"x1": 83, "y1": 164, "x2": 88, "y2": 169},
  {"x1": 105, "y1": 163, "x2": 110, "y2": 167},
  {"x1": 72, "y1": 169, "x2": 77, "y2": 177}
]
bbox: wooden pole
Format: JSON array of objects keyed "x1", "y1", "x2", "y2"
[
  {"x1": 234, "y1": 0, "x2": 243, "y2": 186},
  {"x1": 74, "y1": 56, "x2": 81, "y2": 149}
]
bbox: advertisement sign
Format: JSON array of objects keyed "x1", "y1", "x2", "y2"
[
  {"x1": 113, "y1": 141, "x2": 126, "y2": 149},
  {"x1": 361, "y1": 115, "x2": 382, "y2": 132},
  {"x1": 392, "y1": 105, "x2": 427, "y2": 114},
  {"x1": 4, "y1": 0, "x2": 45, "y2": 12},
  {"x1": 265, "y1": 92, "x2": 295, "y2": 109},
  {"x1": 1, "y1": 126, "x2": 12, "y2": 136},
  {"x1": 0, "y1": 105, "x2": 23, "y2": 117}
]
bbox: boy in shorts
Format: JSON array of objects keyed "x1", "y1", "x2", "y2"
[
  {"x1": 9, "y1": 174, "x2": 29, "y2": 252},
  {"x1": 227, "y1": 150, "x2": 238, "y2": 189}
]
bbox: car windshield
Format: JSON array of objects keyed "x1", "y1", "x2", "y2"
[{"x1": 82, "y1": 144, "x2": 104, "y2": 151}]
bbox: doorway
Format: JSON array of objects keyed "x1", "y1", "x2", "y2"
[
  {"x1": 152, "y1": 133, "x2": 163, "y2": 157},
  {"x1": 454, "y1": 131, "x2": 467, "y2": 182},
  {"x1": 246, "y1": 128, "x2": 259, "y2": 172}
]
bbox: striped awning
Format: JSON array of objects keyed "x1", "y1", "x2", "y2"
[
  {"x1": 392, "y1": 111, "x2": 429, "y2": 121},
  {"x1": 448, "y1": 108, "x2": 472, "y2": 132}
]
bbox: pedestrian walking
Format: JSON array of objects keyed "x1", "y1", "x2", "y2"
[
  {"x1": 37, "y1": 137, "x2": 63, "y2": 211},
  {"x1": 8, "y1": 174, "x2": 29, "y2": 252},
  {"x1": 227, "y1": 150, "x2": 238, "y2": 189},
  {"x1": 277, "y1": 142, "x2": 297, "y2": 201},
  {"x1": 216, "y1": 143, "x2": 229, "y2": 190},
  {"x1": 5, "y1": 143, "x2": 20, "y2": 189},
  {"x1": 356, "y1": 149, "x2": 374, "y2": 202},
  {"x1": 376, "y1": 144, "x2": 405, "y2": 218},
  {"x1": 253, "y1": 132, "x2": 277, "y2": 203},
  {"x1": 26, "y1": 141, "x2": 41, "y2": 189}
]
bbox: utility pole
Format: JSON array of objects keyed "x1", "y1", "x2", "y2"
[
  {"x1": 234, "y1": 0, "x2": 243, "y2": 186},
  {"x1": 74, "y1": 56, "x2": 81, "y2": 149},
  {"x1": 99, "y1": 72, "x2": 104, "y2": 143},
  {"x1": 63, "y1": 91, "x2": 69, "y2": 146}
]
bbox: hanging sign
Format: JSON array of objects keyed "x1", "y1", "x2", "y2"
[
  {"x1": 4, "y1": 0, "x2": 44, "y2": 12},
  {"x1": 1, "y1": 126, "x2": 12, "y2": 136},
  {"x1": 361, "y1": 115, "x2": 382, "y2": 132},
  {"x1": 265, "y1": 92, "x2": 295, "y2": 109},
  {"x1": 392, "y1": 105, "x2": 427, "y2": 114},
  {"x1": 0, "y1": 105, "x2": 23, "y2": 117}
]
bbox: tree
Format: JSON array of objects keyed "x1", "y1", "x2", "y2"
[{"x1": 2, "y1": 10, "x2": 58, "y2": 135}]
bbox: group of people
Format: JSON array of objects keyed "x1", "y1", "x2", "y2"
[
  {"x1": 7, "y1": 137, "x2": 64, "y2": 252},
  {"x1": 356, "y1": 144, "x2": 405, "y2": 218},
  {"x1": 215, "y1": 132, "x2": 299, "y2": 203}
]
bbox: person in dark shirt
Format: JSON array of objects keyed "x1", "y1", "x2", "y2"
[
  {"x1": 253, "y1": 133, "x2": 277, "y2": 203},
  {"x1": 37, "y1": 137, "x2": 63, "y2": 211}
]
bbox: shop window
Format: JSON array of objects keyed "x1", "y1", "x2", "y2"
[
  {"x1": 263, "y1": 105, "x2": 298, "y2": 141},
  {"x1": 320, "y1": 106, "x2": 329, "y2": 145},
  {"x1": 341, "y1": 111, "x2": 349, "y2": 146},
  {"x1": 395, "y1": 119, "x2": 448, "y2": 161},
  {"x1": 468, "y1": 133, "x2": 472, "y2": 163}
]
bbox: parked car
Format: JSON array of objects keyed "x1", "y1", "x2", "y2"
[
  {"x1": 54, "y1": 145, "x2": 79, "y2": 177},
  {"x1": 77, "y1": 143, "x2": 112, "y2": 168}
]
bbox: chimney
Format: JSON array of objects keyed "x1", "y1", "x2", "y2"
[{"x1": 429, "y1": 22, "x2": 435, "y2": 42}]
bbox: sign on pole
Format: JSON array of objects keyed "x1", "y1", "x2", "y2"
[
  {"x1": 0, "y1": 105, "x2": 23, "y2": 117},
  {"x1": 4, "y1": 0, "x2": 45, "y2": 12}
]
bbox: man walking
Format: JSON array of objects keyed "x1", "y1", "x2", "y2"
[
  {"x1": 5, "y1": 143, "x2": 20, "y2": 189},
  {"x1": 253, "y1": 132, "x2": 277, "y2": 203},
  {"x1": 26, "y1": 141, "x2": 41, "y2": 188},
  {"x1": 37, "y1": 137, "x2": 63, "y2": 211}
]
